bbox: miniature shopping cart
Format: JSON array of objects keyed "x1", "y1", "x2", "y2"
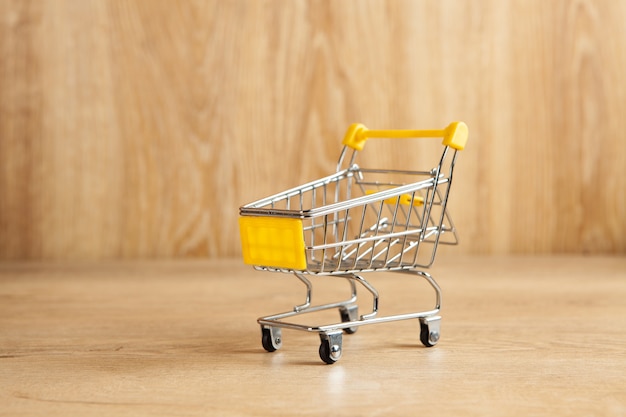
[{"x1": 239, "y1": 122, "x2": 468, "y2": 364}]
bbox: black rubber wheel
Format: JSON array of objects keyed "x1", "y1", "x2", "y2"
[
  {"x1": 318, "y1": 342, "x2": 338, "y2": 365},
  {"x1": 261, "y1": 328, "x2": 278, "y2": 352},
  {"x1": 419, "y1": 321, "x2": 436, "y2": 347},
  {"x1": 339, "y1": 308, "x2": 358, "y2": 334}
]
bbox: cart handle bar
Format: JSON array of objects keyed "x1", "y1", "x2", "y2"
[{"x1": 342, "y1": 121, "x2": 468, "y2": 151}]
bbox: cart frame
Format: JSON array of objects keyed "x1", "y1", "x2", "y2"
[{"x1": 239, "y1": 122, "x2": 467, "y2": 364}]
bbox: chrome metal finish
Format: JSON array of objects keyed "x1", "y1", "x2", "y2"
[
  {"x1": 243, "y1": 134, "x2": 462, "y2": 363},
  {"x1": 320, "y1": 331, "x2": 343, "y2": 362},
  {"x1": 421, "y1": 315, "x2": 441, "y2": 344},
  {"x1": 293, "y1": 273, "x2": 312, "y2": 312},
  {"x1": 349, "y1": 274, "x2": 379, "y2": 320},
  {"x1": 262, "y1": 326, "x2": 283, "y2": 350},
  {"x1": 256, "y1": 270, "x2": 444, "y2": 359}
]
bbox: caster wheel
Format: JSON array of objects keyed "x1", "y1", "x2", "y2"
[
  {"x1": 319, "y1": 341, "x2": 341, "y2": 364},
  {"x1": 339, "y1": 305, "x2": 359, "y2": 334},
  {"x1": 419, "y1": 316, "x2": 441, "y2": 347},
  {"x1": 261, "y1": 327, "x2": 282, "y2": 352},
  {"x1": 319, "y1": 332, "x2": 343, "y2": 364}
]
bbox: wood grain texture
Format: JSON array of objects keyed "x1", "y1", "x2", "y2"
[
  {"x1": 1, "y1": 257, "x2": 625, "y2": 415},
  {"x1": 0, "y1": 0, "x2": 625, "y2": 260}
]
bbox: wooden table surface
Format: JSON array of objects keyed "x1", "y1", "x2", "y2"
[{"x1": 1, "y1": 256, "x2": 625, "y2": 416}]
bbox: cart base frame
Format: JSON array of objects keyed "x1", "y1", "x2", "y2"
[{"x1": 257, "y1": 269, "x2": 442, "y2": 364}]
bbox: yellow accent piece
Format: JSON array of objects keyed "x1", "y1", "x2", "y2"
[
  {"x1": 342, "y1": 123, "x2": 369, "y2": 151},
  {"x1": 239, "y1": 216, "x2": 307, "y2": 270},
  {"x1": 442, "y1": 121, "x2": 468, "y2": 150},
  {"x1": 394, "y1": 194, "x2": 424, "y2": 206},
  {"x1": 342, "y1": 122, "x2": 468, "y2": 151},
  {"x1": 367, "y1": 190, "x2": 424, "y2": 206}
]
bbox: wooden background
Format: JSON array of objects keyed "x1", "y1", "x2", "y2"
[{"x1": 1, "y1": 0, "x2": 625, "y2": 260}]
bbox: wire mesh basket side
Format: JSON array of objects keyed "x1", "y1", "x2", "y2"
[
  {"x1": 301, "y1": 174, "x2": 456, "y2": 273},
  {"x1": 240, "y1": 145, "x2": 460, "y2": 274},
  {"x1": 299, "y1": 146, "x2": 459, "y2": 274}
]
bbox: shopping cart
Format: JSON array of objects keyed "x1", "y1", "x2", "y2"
[{"x1": 239, "y1": 122, "x2": 468, "y2": 364}]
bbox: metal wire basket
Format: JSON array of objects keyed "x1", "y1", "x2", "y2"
[{"x1": 239, "y1": 122, "x2": 468, "y2": 364}]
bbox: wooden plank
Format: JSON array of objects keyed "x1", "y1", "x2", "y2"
[
  {"x1": 1, "y1": 256, "x2": 625, "y2": 415},
  {"x1": 0, "y1": 1, "x2": 625, "y2": 259}
]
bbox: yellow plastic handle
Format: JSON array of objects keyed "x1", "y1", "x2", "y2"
[{"x1": 342, "y1": 121, "x2": 468, "y2": 151}]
